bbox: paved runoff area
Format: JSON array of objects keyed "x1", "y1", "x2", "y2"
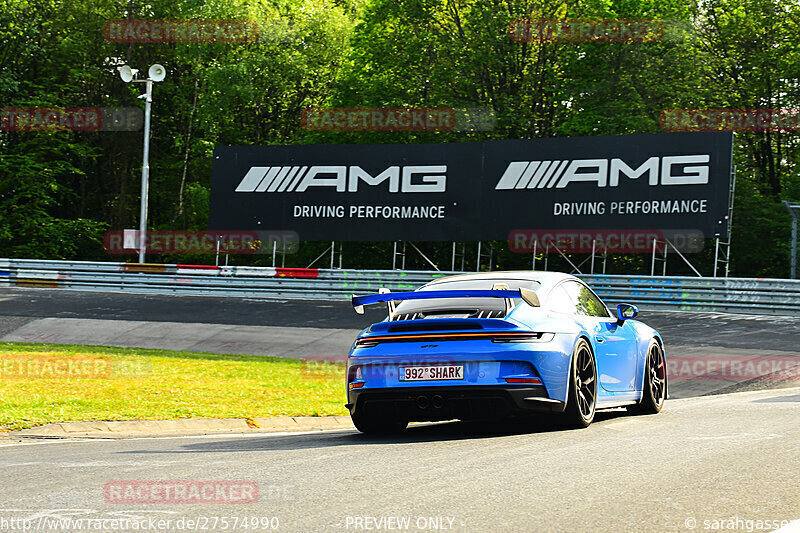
[
  {"x1": 2, "y1": 287, "x2": 799, "y2": 397},
  {"x1": 0, "y1": 387, "x2": 798, "y2": 532}
]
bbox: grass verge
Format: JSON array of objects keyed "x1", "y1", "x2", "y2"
[{"x1": 0, "y1": 342, "x2": 347, "y2": 431}]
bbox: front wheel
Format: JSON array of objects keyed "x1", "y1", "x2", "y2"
[
  {"x1": 629, "y1": 340, "x2": 666, "y2": 414},
  {"x1": 350, "y1": 408, "x2": 408, "y2": 435},
  {"x1": 564, "y1": 339, "x2": 597, "y2": 428}
]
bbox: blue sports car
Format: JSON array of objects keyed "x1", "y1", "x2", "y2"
[{"x1": 346, "y1": 271, "x2": 667, "y2": 433}]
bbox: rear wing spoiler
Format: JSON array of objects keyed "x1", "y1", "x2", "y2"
[{"x1": 352, "y1": 287, "x2": 540, "y2": 315}]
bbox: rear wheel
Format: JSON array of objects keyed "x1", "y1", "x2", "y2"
[
  {"x1": 564, "y1": 339, "x2": 597, "y2": 428},
  {"x1": 630, "y1": 340, "x2": 666, "y2": 414},
  {"x1": 350, "y1": 408, "x2": 408, "y2": 435}
]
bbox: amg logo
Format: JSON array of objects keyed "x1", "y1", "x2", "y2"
[
  {"x1": 235, "y1": 165, "x2": 447, "y2": 193},
  {"x1": 495, "y1": 155, "x2": 710, "y2": 190}
]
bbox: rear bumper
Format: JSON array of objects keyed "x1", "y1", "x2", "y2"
[{"x1": 347, "y1": 385, "x2": 566, "y2": 422}]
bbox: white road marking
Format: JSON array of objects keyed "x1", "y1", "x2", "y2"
[
  {"x1": 687, "y1": 433, "x2": 781, "y2": 441},
  {"x1": 0, "y1": 429, "x2": 356, "y2": 448}
]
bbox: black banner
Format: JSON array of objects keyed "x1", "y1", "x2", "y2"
[{"x1": 210, "y1": 132, "x2": 733, "y2": 241}]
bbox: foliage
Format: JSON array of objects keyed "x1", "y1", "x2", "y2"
[{"x1": 1, "y1": 0, "x2": 799, "y2": 276}]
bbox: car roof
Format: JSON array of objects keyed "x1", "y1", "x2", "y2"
[{"x1": 424, "y1": 270, "x2": 577, "y2": 291}]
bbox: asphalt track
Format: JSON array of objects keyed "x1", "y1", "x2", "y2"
[
  {"x1": 2, "y1": 287, "x2": 799, "y2": 397},
  {"x1": 3, "y1": 286, "x2": 800, "y2": 349},
  {"x1": 1, "y1": 288, "x2": 800, "y2": 532},
  {"x1": 1, "y1": 387, "x2": 799, "y2": 532}
]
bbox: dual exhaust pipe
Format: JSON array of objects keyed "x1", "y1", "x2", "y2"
[{"x1": 416, "y1": 394, "x2": 445, "y2": 410}]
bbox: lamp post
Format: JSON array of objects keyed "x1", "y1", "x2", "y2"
[{"x1": 118, "y1": 64, "x2": 166, "y2": 263}]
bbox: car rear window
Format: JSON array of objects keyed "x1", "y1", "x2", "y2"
[{"x1": 392, "y1": 279, "x2": 541, "y2": 320}]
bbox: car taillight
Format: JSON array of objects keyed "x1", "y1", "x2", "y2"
[
  {"x1": 355, "y1": 331, "x2": 551, "y2": 346},
  {"x1": 492, "y1": 333, "x2": 555, "y2": 343},
  {"x1": 505, "y1": 377, "x2": 542, "y2": 384},
  {"x1": 349, "y1": 382, "x2": 365, "y2": 389}
]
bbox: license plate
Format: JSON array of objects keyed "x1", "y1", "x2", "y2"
[{"x1": 399, "y1": 365, "x2": 464, "y2": 381}]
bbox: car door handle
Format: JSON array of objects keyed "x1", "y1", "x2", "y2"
[{"x1": 596, "y1": 337, "x2": 606, "y2": 343}]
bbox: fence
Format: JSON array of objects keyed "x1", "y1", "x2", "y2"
[{"x1": 1, "y1": 258, "x2": 799, "y2": 316}]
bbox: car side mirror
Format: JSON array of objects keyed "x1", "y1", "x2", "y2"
[
  {"x1": 616, "y1": 303, "x2": 638, "y2": 324},
  {"x1": 519, "y1": 287, "x2": 541, "y2": 308}
]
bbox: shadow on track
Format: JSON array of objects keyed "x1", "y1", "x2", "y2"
[{"x1": 123, "y1": 410, "x2": 632, "y2": 455}]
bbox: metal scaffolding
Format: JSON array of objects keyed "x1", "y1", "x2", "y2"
[
  {"x1": 713, "y1": 165, "x2": 737, "y2": 277},
  {"x1": 784, "y1": 201, "x2": 800, "y2": 279}
]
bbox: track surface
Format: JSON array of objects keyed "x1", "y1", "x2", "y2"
[
  {"x1": 2, "y1": 287, "x2": 800, "y2": 396},
  {"x1": 1, "y1": 289, "x2": 799, "y2": 531},
  {"x1": 1, "y1": 387, "x2": 799, "y2": 532},
  {"x1": 0, "y1": 288, "x2": 385, "y2": 360},
  {"x1": 0, "y1": 286, "x2": 796, "y2": 343},
  {"x1": 2, "y1": 286, "x2": 800, "y2": 349},
  {"x1": 0, "y1": 288, "x2": 385, "y2": 330}
]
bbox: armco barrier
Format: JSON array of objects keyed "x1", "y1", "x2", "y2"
[
  {"x1": 0, "y1": 258, "x2": 453, "y2": 299},
  {"x1": 1, "y1": 259, "x2": 799, "y2": 316},
  {"x1": 582, "y1": 275, "x2": 800, "y2": 315}
]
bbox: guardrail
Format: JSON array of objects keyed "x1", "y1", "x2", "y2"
[
  {"x1": 1, "y1": 258, "x2": 799, "y2": 316},
  {"x1": 0, "y1": 258, "x2": 453, "y2": 299},
  {"x1": 582, "y1": 275, "x2": 800, "y2": 315}
]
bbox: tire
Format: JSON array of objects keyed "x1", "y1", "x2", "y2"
[
  {"x1": 564, "y1": 338, "x2": 597, "y2": 428},
  {"x1": 629, "y1": 339, "x2": 667, "y2": 415},
  {"x1": 350, "y1": 407, "x2": 408, "y2": 435}
]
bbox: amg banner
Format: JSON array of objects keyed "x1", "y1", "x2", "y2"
[{"x1": 209, "y1": 132, "x2": 733, "y2": 242}]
